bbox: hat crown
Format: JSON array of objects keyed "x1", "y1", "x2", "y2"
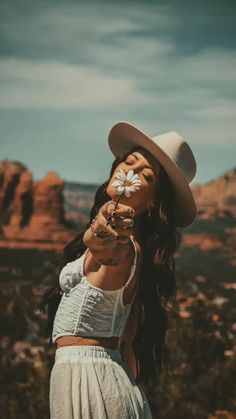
[{"x1": 152, "y1": 131, "x2": 196, "y2": 183}]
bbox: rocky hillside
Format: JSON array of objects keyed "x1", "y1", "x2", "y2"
[
  {"x1": 1, "y1": 158, "x2": 235, "y2": 249},
  {"x1": 0, "y1": 160, "x2": 77, "y2": 250},
  {"x1": 192, "y1": 167, "x2": 236, "y2": 209}
]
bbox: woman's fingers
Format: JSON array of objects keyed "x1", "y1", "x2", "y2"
[
  {"x1": 95, "y1": 212, "x2": 118, "y2": 238},
  {"x1": 109, "y1": 220, "x2": 134, "y2": 238},
  {"x1": 103, "y1": 200, "x2": 135, "y2": 219},
  {"x1": 97, "y1": 200, "x2": 135, "y2": 242},
  {"x1": 104, "y1": 223, "x2": 119, "y2": 238},
  {"x1": 103, "y1": 200, "x2": 116, "y2": 218},
  {"x1": 110, "y1": 216, "x2": 134, "y2": 228},
  {"x1": 113, "y1": 206, "x2": 135, "y2": 218}
]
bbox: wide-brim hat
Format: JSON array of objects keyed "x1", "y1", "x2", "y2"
[{"x1": 108, "y1": 121, "x2": 198, "y2": 228}]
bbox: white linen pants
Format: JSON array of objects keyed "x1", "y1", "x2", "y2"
[{"x1": 49, "y1": 345, "x2": 153, "y2": 419}]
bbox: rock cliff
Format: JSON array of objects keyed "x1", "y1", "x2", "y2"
[{"x1": 0, "y1": 160, "x2": 75, "y2": 250}]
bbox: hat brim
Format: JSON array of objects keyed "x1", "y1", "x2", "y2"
[{"x1": 108, "y1": 121, "x2": 198, "y2": 228}]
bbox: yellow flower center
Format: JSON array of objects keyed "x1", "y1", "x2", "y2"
[{"x1": 124, "y1": 180, "x2": 132, "y2": 186}]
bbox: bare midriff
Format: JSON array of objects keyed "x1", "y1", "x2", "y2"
[{"x1": 56, "y1": 335, "x2": 120, "y2": 349}]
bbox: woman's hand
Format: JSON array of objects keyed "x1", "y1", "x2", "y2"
[{"x1": 94, "y1": 200, "x2": 136, "y2": 244}]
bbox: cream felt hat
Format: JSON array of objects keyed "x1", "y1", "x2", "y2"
[{"x1": 108, "y1": 121, "x2": 198, "y2": 228}]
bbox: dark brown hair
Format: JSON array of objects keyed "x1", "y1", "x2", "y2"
[{"x1": 38, "y1": 146, "x2": 182, "y2": 385}]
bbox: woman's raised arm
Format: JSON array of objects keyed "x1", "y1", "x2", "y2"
[{"x1": 83, "y1": 200, "x2": 136, "y2": 265}]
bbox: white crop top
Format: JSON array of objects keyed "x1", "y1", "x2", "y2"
[{"x1": 52, "y1": 236, "x2": 138, "y2": 343}]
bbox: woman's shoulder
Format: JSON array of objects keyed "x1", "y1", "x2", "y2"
[{"x1": 84, "y1": 236, "x2": 141, "y2": 291}]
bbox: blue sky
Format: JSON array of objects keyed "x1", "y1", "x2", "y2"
[{"x1": 0, "y1": 0, "x2": 235, "y2": 185}]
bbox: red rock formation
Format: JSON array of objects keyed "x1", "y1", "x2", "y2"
[
  {"x1": 0, "y1": 160, "x2": 75, "y2": 249},
  {"x1": 0, "y1": 160, "x2": 27, "y2": 232},
  {"x1": 4, "y1": 170, "x2": 33, "y2": 235},
  {"x1": 23, "y1": 172, "x2": 67, "y2": 240}
]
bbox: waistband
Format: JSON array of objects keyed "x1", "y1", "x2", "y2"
[{"x1": 55, "y1": 344, "x2": 122, "y2": 364}]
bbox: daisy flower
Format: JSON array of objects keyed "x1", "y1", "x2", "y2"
[
  {"x1": 107, "y1": 168, "x2": 141, "y2": 222},
  {"x1": 111, "y1": 169, "x2": 142, "y2": 198}
]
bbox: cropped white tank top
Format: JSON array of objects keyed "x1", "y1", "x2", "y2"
[{"x1": 52, "y1": 236, "x2": 138, "y2": 343}]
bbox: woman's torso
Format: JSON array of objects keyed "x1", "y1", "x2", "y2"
[{"x1": 52, "y1": 235, "x2": 141, "y2": 344}]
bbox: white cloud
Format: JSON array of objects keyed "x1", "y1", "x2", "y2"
[
  {"x1": 177, "y1": 48, "x2": 236, "y2": 83},
  {"x1": 0, "y1": 58, "x2": 153, "y2": 109},
  {"x1": 0, "y1": 2, "x2": 236, "y2": 151},
  {"x1": 189, "y1": 105, "x2": 236, "y2": 118}
]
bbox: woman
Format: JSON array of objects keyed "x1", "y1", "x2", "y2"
[{"x1": 39, "y1": 121, "x2": 197, "y2": 418}]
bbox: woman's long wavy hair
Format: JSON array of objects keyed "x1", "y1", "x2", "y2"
[{"x1": 38, "y1": 146, "x2": 182, "y2": 385}]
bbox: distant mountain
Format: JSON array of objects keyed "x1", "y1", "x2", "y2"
[
  {"x1": 192, "y1": 167, "x2": 236, "y2": 208},
  {"x1": 184, "y1": 167, "x2": 236, "y2": 235},
  {"x1": 63, "y1": 166, "x2": 236, "y2": 232},
  {"x1": 63, "y1": 181, "x2": 99, "y2": 229}
]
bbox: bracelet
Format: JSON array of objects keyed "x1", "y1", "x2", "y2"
[{"x1": 90, "y1": 216, "x2": 111, "y2": 239}]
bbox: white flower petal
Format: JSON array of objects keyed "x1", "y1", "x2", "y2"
[
  {"x1": 132, "y1": 180, "x2": 142, "y2": 186},
  {"x1": 132, "y1": 174, "x2": 140, "y2": 179},
  {"x1": 111, "y1": 180, "x2": 123, "y2": 187},
  {"x1": 127, "y1": 170, "x2": 134, "y2": 181},
  {"x1": 124, "y1": 189, "x2": 132, "y2": 197},
  {"x1": 119, "y1": 168, "x2": 127, "y2": 179},
  {"x1": 129, "y1": 185, "x2": 140, "y2": 193},
  {"x1": 115, "y1": 171, "x2": 126, "y2": 181},
  {"x1": 130, "y1": 186, "x2": 139, "y2": 193},
  {"x1": 117, "y1": 186, "x2": 125, "y2": 193},
  {"x1": 127, "y1": 186, "x2": 137, "y2": 192}
]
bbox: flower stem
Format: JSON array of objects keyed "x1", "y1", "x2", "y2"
[
  {"x1": 113, "y1": 191, "x2": 124, "y2": 211},
  {"x1": 107, "y1": 192, "x2": 124, "y2": 224}
]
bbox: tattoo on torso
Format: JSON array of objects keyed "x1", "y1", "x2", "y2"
[
  {"x1": 96, "y1": 257, "x2": 123, "y2": 266},
  {"x1": 97, "y1": 243, "x2": 134, "y2": 266}
]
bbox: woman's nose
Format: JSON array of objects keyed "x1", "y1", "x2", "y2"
[{"x1": 130, "y1": 163, "x2": 144, "y2": 175}]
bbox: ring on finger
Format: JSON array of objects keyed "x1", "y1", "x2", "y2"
[
  {"x1": 98, "y1": 230, "x2": 110, "y2": 236},
  {"x1": 123, "y1": 225, "x2": 132, "y2": 230},
  {"x1": 124, "y1": 220, "x2": 134, "y2": 228}
]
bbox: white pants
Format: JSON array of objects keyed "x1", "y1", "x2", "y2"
[{"x1": 49, "y1": 345, "x2": 153, "y2": 419}]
